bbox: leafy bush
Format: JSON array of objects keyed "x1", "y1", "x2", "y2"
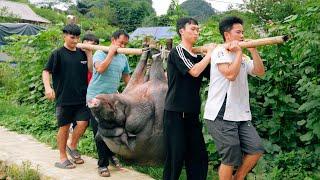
[
  {"x1": 249, "y1": 2, "x2": 320, "y2": 149},
  {"x1": 248, "y1": 149, "x2": 320, "y2": 179},
  {"x1": 245, "y1": 0, "x2": 301, "y2": 22},
  {"x1": 0, "y1": 1, "x2": 319, "y2": 179},
  {"x1": 3, "y1": 27, "x2": 62, "y2": 106},
  {"x1": 247, "y1": 1, "x2": 320, "y2": 178},
  {"x1": 92, "y1": 26, "x2": 116, "y2": 40},
  {"x1": 0, "y1": 62, "x2": 18, "y2": 96}
]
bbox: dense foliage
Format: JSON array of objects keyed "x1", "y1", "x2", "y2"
[
  {"x1": 73, "y1": 0, "x2": 155, "y2": 32},
  {"x1": 239, "y1": 1, "x2": 319, "y2": 179},
  {"x1": 143, "y1": 0, "x2": 188, "y2": 27},
  {"x1": 245, "y1": 0, "x2": 302, "y2": 22},
  {"x1": 142, "y1": 0, "x2": 216, "y2": 27},
  {"x1": 0, "y1": 0, "x2": 319, "y2": 179},
  {"x1": 107, "y1": 0, "x2": 154, "y2": 32}
]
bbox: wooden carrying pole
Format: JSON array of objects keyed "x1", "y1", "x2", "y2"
[
  {"x1": 77, "y1": 35, "x2": 288, "y2": 55},
  {"x1": 76, "y1": 43, "x2": 144, "y2": 55},
  {"x1": 192, "y1": 35, "x2": 289, "y2": 54}
]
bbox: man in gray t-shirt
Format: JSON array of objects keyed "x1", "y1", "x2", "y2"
[
  {"x1": 204, "y1": 16, "x2": 265, "y2": 180},
  {"x1": 86, "y1": 30, "x2": 130, "y2": 177}
]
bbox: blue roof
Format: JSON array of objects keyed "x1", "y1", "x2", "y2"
[{"x1": 130, "y1": 26, "x2": 176, "y2": 41}]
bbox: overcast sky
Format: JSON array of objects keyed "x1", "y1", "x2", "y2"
[{"x1": 152, "y1": 0, "x2": 245, "y2": 16}]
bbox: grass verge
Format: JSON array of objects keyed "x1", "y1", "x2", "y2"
[{"x1": 0, "y1": 161, "x2": 41, "y2": 180}]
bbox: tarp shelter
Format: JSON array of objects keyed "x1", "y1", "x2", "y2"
[
  {"x1": 0, "y1": 23, "x2": 44, "y2": 45},
  {"x1": 130, "y1": 26, "x2": 176, "y2": 41},
  {"x1": 0, "y1": 0, "x2": 50, "y2": 24}
]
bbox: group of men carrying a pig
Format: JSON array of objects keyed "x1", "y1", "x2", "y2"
[{"x1": 42, "y1": 15, "x2": 265, "y2": 180}]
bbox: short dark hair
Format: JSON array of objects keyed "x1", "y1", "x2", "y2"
[
  {"x1": 176, "y1": 17, "x2": 198, "y2": 37},
  {"x1": 111, "y1": 29, "x2": 129, "y2": 40},
  {"x1": 219, "y1": 16, "x2": 243, "y2": 41},
  {"x1": 62, "y1": 24, "x2": 81, "y2": 36},
  {"x1": 82, "y1": 33, "x2": 99, "y2": 44}
]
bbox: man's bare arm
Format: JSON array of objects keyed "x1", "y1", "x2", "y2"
[
  {"x1": 122, "y1": 74, "x2": 130, "y2": 85},
  {"x1": 188, "y1": 44, "x2": 215, "y2": 77},
  {"x1": 248, "y1": 48, "x2": 265, "y2": 76},
  {"x1": 95, "y1": 46, "x2": 118, "y2": 74},
  {"x1": 42, "y1": 70, "x2": 55, "y2": 100},
  {"x1": 217, "y1": 41, "x2": 243, "y2": 81},
  {"x1": 86, "y1": 51, "x2": 93, "y2": 72},
  {"x1": 217, "y1": 51, "x2": 242, "y2": 81}
]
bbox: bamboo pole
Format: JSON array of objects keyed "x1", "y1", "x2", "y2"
[
  {"x1": 192, "y1": 35, "x2": 289, "y2": 54},
  {"x1": 76, "y1": 43, "x2": 144, "y2": 55},
  {"x1": 77, "y1": 35, "x2": 288, "y2": 55}
]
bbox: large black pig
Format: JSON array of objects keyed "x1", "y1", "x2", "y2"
[{"x1": 87, "y1": 51, "x2": 167, "y2": 165}]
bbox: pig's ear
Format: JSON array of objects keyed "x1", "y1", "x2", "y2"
[
  {"x1": 114, "y1": 97, "x2": 127, "y2": 111},
  {"x1": 113, "y1": 97, "x2": 128, "y2": 125},
  {"x1": 113, "y1": 94, "x2": 130, "y2": 109}
]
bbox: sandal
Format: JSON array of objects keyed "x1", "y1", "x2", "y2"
[
  {"x1": 110, "y1": 156, "x2": 121, "y2": 169},
  {"x1": 98, "y1": 167, "x2": 110, "y2": 177},
  {"x1": 54, "y1": 159, "x2": 76, "y2": 169},
  {"x1": 66, "y1": 146, "x2": 84, "y2": 164}
]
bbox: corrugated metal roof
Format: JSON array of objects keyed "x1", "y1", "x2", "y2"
[
  {"x1": 0, "y1": 0, "x2": 50, "y2": 23},
  {"x1": 130, "y1": 26, "x2": 176, "y2": 40}
]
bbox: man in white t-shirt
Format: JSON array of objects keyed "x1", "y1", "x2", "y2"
[{"x1": 204, "y1": 16, "x2": 265, "y2": 180}]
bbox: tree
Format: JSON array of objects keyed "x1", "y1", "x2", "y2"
[
  {"x1": 141, "y1": 0, "x2": 189, "y2": 27},
  {"x1": 142, "y1": 15, "x2": 171, "y2": 27},
  {"x1": 245, "y1": 0, "x2": 303, "y2": 22},
  {"x1": 166, "y1": 0, "x2": 187, "y2": 25},
  {"x1": 71, "y1": 0, "x2": 155, "y2": 32},
  {"x1": 106, "y1": 0, "x2": 155, "y2": 32}
]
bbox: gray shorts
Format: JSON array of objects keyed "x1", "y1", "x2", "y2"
[{"x1": 206, "y1": 118, "x2": 264, "y2": 167}]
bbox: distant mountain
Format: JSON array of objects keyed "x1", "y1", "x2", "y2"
[{"x1": 180, "y1": 0, "x2": 216, "y2": 22}]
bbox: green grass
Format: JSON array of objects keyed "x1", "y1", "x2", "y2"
[
  {"x1": 128, "y1": 163, "x2": 218, "y2": 180},
  {"x1": 0, "y1": 161, "x2": 42, "y2": 180},
  {"x1": 0, "y1": 98, "x2": 57, "y2": 148}
]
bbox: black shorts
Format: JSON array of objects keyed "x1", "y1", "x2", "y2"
[
  {"x1": 56, "y1": 104, "x2": 90, "y2": 127},
  {"x1": 206, "y1": 118, "x2": 264, "y2": 167}
]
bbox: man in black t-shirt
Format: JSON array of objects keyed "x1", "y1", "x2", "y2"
[
  {"x1": 163, "y1": 17, "x2": 215, "y2": 180},
  {"x1": 42, "y1": 24, "x2": 93, "y2": 169}
]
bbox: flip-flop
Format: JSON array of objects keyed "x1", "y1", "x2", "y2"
[
  {"x1": 66, "y1": 146, "x2": 84, "y2": 164},
  {"x1": 98, "y1": 167, "x2": 110, "y2": 177},
  {"x1": 71, "y1": 158, "x2": 84, "y2": 164},
  {"x1": 54, "y1": 159, "x2": 76, "y2": 169},
  {"x1": 110, "y1": 156, "x2": 122, "y2": 169}
]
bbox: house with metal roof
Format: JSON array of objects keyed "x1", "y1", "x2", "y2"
[
  {"x1": 130, "y1": 26, "x2": 176, "y2": 41},
  {"x1": 0, "y1": 0, "x2": 50, "y2": 24}
]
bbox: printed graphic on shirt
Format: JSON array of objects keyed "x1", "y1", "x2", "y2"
[{"x1": 217, "y1": 50, "x2": 224, "y2": 59}]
